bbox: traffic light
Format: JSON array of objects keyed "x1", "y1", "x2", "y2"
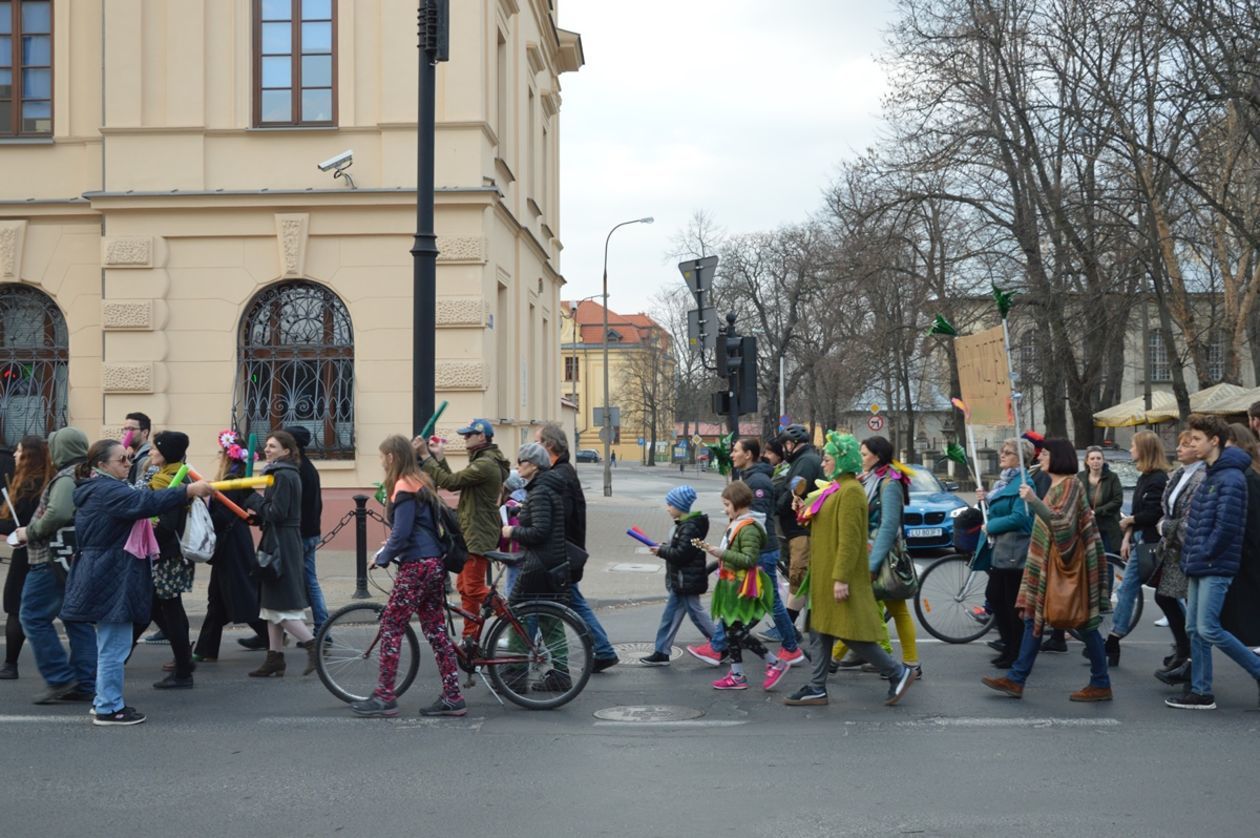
[
  {"x1": 737, "y1": 335, "x2": 758, "y2": 414},
  {"x1": 711, "y1": 391, "x2": 733, "y2": 416},
  {"x1": 718, "y1": 334, "x2": 743, "y2": 377}
]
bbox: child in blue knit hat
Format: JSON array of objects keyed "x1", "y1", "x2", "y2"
[{"x1": 641, "y1": 485, "x2": 715, "y2": 665}]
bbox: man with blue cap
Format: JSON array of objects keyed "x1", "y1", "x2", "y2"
[{"x1": 414, "y1": 419, "x2": 509, "y2": 639}]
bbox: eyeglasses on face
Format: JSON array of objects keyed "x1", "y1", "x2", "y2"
[{"x1": 112, "y1": 453, "x2": 133, "y2": 464}]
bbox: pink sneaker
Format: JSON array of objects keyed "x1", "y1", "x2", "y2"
[
  {"x1": 762, "y1": 661, "x2": 789, "y2": 690},
  {"x1": 687, "y1": 643, "x2": 723, "y2": 667},
  {"x1": 711, "y1": 672, "x2": 748, "y2": 690},
  {"x1": 777, "y1": 646, "x2": 805, "y2": 667}
]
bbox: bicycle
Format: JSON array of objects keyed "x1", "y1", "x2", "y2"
[
  {"x1": 915, "y1": 550, "x2": 1136, "y2": 644},
  {"x1": 314, "y1": 551, "x2": 594, "y2": 710}
]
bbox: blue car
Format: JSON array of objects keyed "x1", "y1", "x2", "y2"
[{"x1": 901, "y1": 465, "x2": 969, "y2": 554}]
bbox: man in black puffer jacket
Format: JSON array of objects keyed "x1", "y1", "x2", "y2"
[
  {"x1": 534, "y1": 424, "x2": 618, "y2": 671},
  {"x1": 641, "y1": 486, "x2": 713, "y2": 665},
  {"x1": 774, "y1": 425, "x2": 823, "y2": 629}
]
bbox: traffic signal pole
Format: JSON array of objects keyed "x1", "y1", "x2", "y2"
[{"x1": 723, "y1": 313, "x2": 740, "y2": 441}]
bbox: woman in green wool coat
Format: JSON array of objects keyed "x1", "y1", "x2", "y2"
[{"x1": 783, "y1": 432, "x2": 917, "y2": 708}]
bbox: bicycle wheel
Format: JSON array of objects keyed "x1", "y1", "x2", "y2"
[
  {"x1": 914, "y1": 553, "x2": 995, "y2": 643},
  {"x1": 484, "y1": 600, "x2": 593, "y2": 710},
  {"x1": 1070, "y1": 552, "x2": 1142, "y2": 641},
  {"x1": 315, "y1": 602, "x2": 420, "y2": 703}
]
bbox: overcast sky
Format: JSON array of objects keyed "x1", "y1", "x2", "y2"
[{"x1": 555, "y1": 0, "x2": 897, "y2": 317}]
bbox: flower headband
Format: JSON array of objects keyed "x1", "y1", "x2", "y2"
[{"x1": 218, "y1": 429, "x2": 252, "y2": 462}]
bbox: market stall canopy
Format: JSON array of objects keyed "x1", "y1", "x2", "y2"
[
  {"x1": 1094, "y1": 383, "x2": 1256, "y2": 427},
  {"x1": 1093, "y1": 392, "x2": 1178, "y2": 428},
  {"x1": 1209, "y1": 385, "x2": 1260, "y2": 416}
]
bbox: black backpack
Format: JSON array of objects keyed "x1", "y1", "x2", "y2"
[{"x1": 428, "y1": 496, "x2": 468, "y2": 574}]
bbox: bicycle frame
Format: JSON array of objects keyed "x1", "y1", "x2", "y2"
[{"x1": 443, "y1": 560, "x2": 544, "y2": 672}]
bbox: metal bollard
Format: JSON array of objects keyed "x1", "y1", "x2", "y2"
[{"x1": 352, "y1": 494, "x2": 370, "y2": 599}]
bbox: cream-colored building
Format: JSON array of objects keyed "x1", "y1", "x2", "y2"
[
  {"x1": 561, "y1": 299, "x2": 674, "y2": 463},
  {"x1": 0, "y1": 0, "x2": 581, "y2": 486}
]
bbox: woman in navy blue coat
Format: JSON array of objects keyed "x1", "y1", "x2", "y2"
[{"x1": 60, "y1": 439, "x2": 213, "y2": 726}]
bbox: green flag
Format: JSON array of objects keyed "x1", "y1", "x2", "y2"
[
  {"x1": 706, "y1": 431, "x2": 736, "y2": 476},
  {"x1": 945, "y1": 442, "x2": 968, "y2": 466},
  {"x1": 928, "y1": 314, "x2": 958, "y2": 337},
  {"x1": 992, "y1": 283, "x2": 1015, "y2": 319}
]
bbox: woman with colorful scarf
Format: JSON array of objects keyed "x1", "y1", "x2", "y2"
[
  {"x1": 144, "y1": 431, "x2": 198, "y2": 689},
  {"x1": 977, "y1": 438, "x2": 1036, "y2": 668},
  {"x1": 831, "y1": 436, "x2": 921, "y2": 678},
  {"x1": 982, "y1": 437, "x2": 1112, "y2": 702},
  {"x1": 783, "y1": 432, "x2": 917, "y2": 707}
]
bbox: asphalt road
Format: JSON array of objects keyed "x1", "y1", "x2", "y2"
[{"x1": 1, "y1": 464, "x2": 1256, "y2": 837}]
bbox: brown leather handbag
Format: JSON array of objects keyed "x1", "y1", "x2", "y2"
[{"x1": 1044, "y1": 539, "x2": 1090, "y2": 629}]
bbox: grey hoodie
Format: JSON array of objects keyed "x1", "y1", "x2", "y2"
[{"x1": 25, "y1": 427, "x2": 89, "y2": 564}]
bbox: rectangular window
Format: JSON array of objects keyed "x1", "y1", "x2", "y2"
[
  {"x1": 1207, "y1": 332, "x2": 1224, "y2": 382},
  {"x1": 495, "y1": 30, "x2": 507, "y2": 143},
  {"x1": 0, "y1": 1, "x2": 54, "y2": 137},
  {"x1": 564, "y1": 356, "x2": 578, "y2": 382},
  {"x1": 254, "y1": 0, "x2": 335, "y2": 127},
  {"x1": 1149, "y1": 331, "x2": 1171, "y2": 383}
]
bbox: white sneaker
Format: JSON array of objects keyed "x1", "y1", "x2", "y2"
[{"x1": 1154, "y1": 616, "x2": 1169, "y2": 627}]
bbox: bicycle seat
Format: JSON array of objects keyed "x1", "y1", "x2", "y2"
[{"x1": 484, "y1": 550, "x2": 525, "y2": 566}]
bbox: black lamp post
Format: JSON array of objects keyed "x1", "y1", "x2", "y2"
[{"x1": 411, "y1": 1, "x2": 449, "y2": 435}]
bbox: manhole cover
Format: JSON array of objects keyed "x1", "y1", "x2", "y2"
[
  {"x1": 593, "y1": 705, "x2": 705, "y2": 722},
  {"x1": 611, "y1": 642, "x2": 685, "y2": 665},
  {"x1": 609, "y1": 563, "x2": 660, "y2": 573}
]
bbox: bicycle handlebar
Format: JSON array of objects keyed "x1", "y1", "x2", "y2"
[{"x1": 484, "y1": 550, "x2": 525, "y2": 566}]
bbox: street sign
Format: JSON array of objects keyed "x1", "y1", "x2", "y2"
[
  {"x1": 637, "y1": 437, "x2": 645, "y2": 446},
  {"x1": 867, "y1": 414, "x2": 886, "y2": 432},
  {"x1": 692, "y1": 434, "x2": 703, "y2": 445},
  {"x1": 869, "y1": 403, "x2": 881, "y2": 415},
  {"x1": 679, "y1": 255, "x2": 719, "y2": 295},
  {"x1": 687, "y1": 307, "x2": 717, "y2": 354},
  {"x1": 593, "y1": 406, "x2": 621, "y2": 428},
  {"x1": 598, "y1": 427, "x2": 610, "y2": 443}
]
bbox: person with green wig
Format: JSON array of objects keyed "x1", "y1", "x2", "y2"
[{"x1": 783, "y1": 432, "x2": 917, "y2": 707}]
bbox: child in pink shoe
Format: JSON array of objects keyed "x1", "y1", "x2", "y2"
[{"x1": 695, "y1": 481, "x2": 787, "y2": 691}]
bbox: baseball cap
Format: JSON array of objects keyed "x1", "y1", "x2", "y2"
[{"x1": 456, "y1": 418, "x2": 494, "y2": 438}]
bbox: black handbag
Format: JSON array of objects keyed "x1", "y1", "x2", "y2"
[
  {"x1": 1134, "y1": 542, "x2": 1162, "y2": 586},
  {"x1": 872, "y1": 536, "x2": 919, "y2": 600},
  {"x1": 252, "y1": 537, "x2": 283, "y2": 583}
]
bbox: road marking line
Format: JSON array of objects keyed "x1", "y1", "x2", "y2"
[
  {"x1": 0, "y1": 714, "x2": 86, "y2": 724},
  {"x1": 593, "y1": 720, "x2": 748, "y2": 728},
  {"x1": 901, "y1": 717, "x2": 1120, "y2": 728}
]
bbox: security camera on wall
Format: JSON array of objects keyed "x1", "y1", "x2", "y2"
[{"x1": 317, "y1": 150, "x2": 356, "y2": 188}]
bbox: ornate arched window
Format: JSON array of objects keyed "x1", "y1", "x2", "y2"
[
  {"x1": 234, "y1": 281, "x2": 354, "y2": 459},
  {"x1": 0, "y1": 284, "x2": 68, "y2": 447}
]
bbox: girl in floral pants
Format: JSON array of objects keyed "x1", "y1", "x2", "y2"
[{"x1": 352, "y1": 436, "x2": 466, "y2": 718}]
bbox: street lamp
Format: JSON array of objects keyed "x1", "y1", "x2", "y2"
[{"x1": 601, "y1": 216, "x2": 653, "y2": 497}]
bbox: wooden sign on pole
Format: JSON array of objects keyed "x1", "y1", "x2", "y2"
[{"x1": 955, "y1": 326, "x2": 1013, "y2": 426}]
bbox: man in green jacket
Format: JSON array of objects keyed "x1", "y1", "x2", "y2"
[{"x1": 414, "y1": 419, "x2": 509, "y2": 639}]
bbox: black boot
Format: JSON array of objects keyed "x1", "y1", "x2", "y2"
[
  {"x1": 1155, "y1": 659, "x2": 1190, "y2": 686},
  {"x1": 1104, "y1": 634, "x2": 1120, "y2": 667}
]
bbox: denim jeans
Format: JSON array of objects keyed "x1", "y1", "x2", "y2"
[
  {"x1": 19, "y1": 563, "x2": 96, "y2": 691},
  {"x1": 303, "y1": 535, "x2": 329, "y2": 631},
  {"x1": 653, "y1": 590, "x2": 715, "y2": 654},
  {"x1": 94, "y1": 621, "x2": 134, "y2": 715},
  {"x1": 1109, "y1": 540, "x2": 1144, "y2": 637},
  {"x1": 1008, "y1": 618, "x2": 1110, "y2": 688},
  {"x1": 567, "y1": 583, "x2": 615, "y2": 659},
  {"x1": 1186, "y1": 574, "x2": 1260, "y2": 696},
  {"x1": 711, "y1": 550, "x2": 799, "y2": 653}
]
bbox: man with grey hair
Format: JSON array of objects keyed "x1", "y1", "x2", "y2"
[{"x1": 534, "y1": 423, "x2": 617, "y2": 671}]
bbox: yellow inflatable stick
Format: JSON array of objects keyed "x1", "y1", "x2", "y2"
[{"x1": 208, "y1": 475, "x2": 275, "y2": 491}]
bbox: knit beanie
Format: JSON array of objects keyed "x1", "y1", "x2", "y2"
[
  {"x1": 284, "y1": 426, "x2": 313, "y2": 450},
  {"x1": 665, "y1": 485, "x2": 697, "y2": 513},
  {"x1": 153, "y1": 430, "x2": 190, "y2": 463}
]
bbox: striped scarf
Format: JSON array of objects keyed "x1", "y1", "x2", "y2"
[{"x1": 1016, "y1": 477, "x2": 1107, "y2": 637}]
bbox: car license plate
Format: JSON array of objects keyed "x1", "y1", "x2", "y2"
[{"x1": 910, "y1": 527, "x2": 944, "y2": 538}]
